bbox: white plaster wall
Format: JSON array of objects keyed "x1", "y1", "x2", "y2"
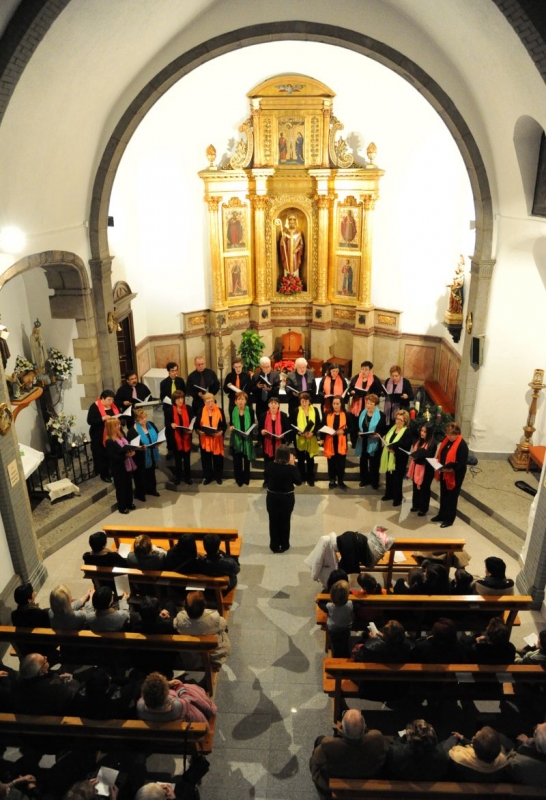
[
  {"x1": 109, "y1": 41, "x2": 474, "y2": 345},
  {"x1": 0, "y1": 512, "x2": 15, "y2": 594}
]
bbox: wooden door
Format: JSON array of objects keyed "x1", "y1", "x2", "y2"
[{"x1": 116, "y1": 314, "x2": 135, "y2": 377}]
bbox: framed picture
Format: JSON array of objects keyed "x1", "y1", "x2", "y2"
[
  {"x1": 225, "y1": 256, "x2": 250, "y2": 302},
  {"x1": 277, "y1": 118, "x2": 306, "y2": 166},
  {"x1": 223, "y1": 203, "x2": 248, "y2": 250},
  {"x1": 337, "y1": 204, "x2": 361, "y2": 249},
  {"x1": 335, "y1": 256, "x2": 358, "y2": 299}
]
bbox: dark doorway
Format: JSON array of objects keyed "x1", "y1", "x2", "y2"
[{"x1": 116, "y1": 314, "x2": 135, "y2": 377}]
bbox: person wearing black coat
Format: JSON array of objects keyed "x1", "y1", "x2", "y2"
[
  {"x1": 382, "y1": 365, "x2": 414, "y2": 425},
  {"x1": 104, "y1": 417, "x2": 137, "y2": 514},
  {"x1": 347, "y1": 361, "x2": 384, "y2": 447},
  {"x1": 461, "y1": 617, "x2": 516, "y2": 664},
  {"x1": 354, "y1": 393, "x2": 387, "y2": 489},
  {"x1": 186, "y1": 355, "x2": 220, "y2": 417},
  {"x1": 158, "y1": 361, "x2": 186, "y2": 452},
  {"x1": 284, "y1": 358, "x2": 317, "y2": 415},
  {"x1": 114, "y1": 370, "x2": 152, "y2": 414},
  {"x1": 127, "y1": 408, "x2": 160, "y2": 500},
  {"x1": 223, "y1": 356, "x2": 252, "y2": 416},
  {"x1": 387, "y1": 719, "x2": 449, "y2": 781},
  {"x1": 431, "y1": 422, "x2": 469, "y2": 528},
  {"x1": 379, "y1": 409, "x2": 413, "y2": 506},
  {"x1": 412, "y1": 617, "x2": 469, "y2": 663},
  {"x1": 165, "y1": 390, "x2": 195, "y2": 485},
  {"x1": 87, "y1": 389, "x2": 120, "y2": 482},
  {"x1": 251, "y1": 357, "x2": 281, "y2": 422},
  {"x1": 265, "y1": 445, "x2": 302, "y2": 553},
  {"x1": 408, "y1": 422, "x2": 437, "y2": 516}
]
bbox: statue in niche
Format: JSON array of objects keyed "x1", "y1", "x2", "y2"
[
  {"x1": 275, "y1": 212, "x2": 305, "y2": 280},
  {"x1": 30, "y1": 319, "x2": 47, "y2": 374},
  {"x1": 447, "y1": 255, "x2": 465, "y2": 315}
]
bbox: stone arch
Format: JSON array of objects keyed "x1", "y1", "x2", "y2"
[{"x1": 0, "y1": 250, "x2": 101, "y2": 408}]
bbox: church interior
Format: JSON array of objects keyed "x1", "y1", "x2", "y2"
[{"x1": 1, "y1": 1, "x2": 546, "y2": 797}]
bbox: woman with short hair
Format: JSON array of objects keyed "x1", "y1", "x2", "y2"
[
  {"x1": 129, "y1": 407, "x2": 160, "y2": 501},
  {"x1": 431, "y1": 422, "x2": 469, "y2": 528},
  {"x1": 383, "y1": 364, "x2": 414, "y2": 425},
  {"x1": 355, "y1": 393, "x2": 386, "y2": 490},
  {"x1": 165, "y1": 389, "x2": 194, "y2": 485},
  {"x1": 127, "y1": 534, "x2": 166, "y2": 570},
  {"x1": 379, "y1": 409, "x2": 412, "y2": 506},
  {"x1": 229, "y1": 390, "x2": 255, "y2": 486},
  {"x1": 137, "y1": 671, "x2": 217, "y2": 724},
  {"x1": 86, "y1": 389, "x2": 119, "y2": 483},
  {"x1": 259, "y1": 396, "x2": 290, "y2": 488},
  {"x1": 196, "y1": 392, "x2": 226, "y2": 486},
  {"x1": 265, "y1": 444, "x2": 302, "y2": 553}
]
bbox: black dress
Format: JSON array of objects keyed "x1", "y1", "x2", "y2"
[
  {"x1": 128, "y1": 420, "x2": 159, "y2": 500},
  {"x1": 382, "y1": 377, "x2": 414, "y2": 424},
  {"x1": 105, "y1": 437, "x2": 136, "y2": 512},
  {"x1": 87, "y1": 402, "x2": 117, "y2": 480},
  {"x1": 357, "y1": 408, "x2": 387, "y2": 489},
  {"x1": 436, "y1": 436, "x2": 469, "y2": 524},
  {"x1": 264, "y1": 462, "x2": 302, "y2": 552},
  {"x1": 223, "y1": 370, "x2": 252, "y2": 416},
  {"x1": 408, "y1": 437, "x2": 437, "y2": 514},
  {"x1": 381, "y1": 426, "x2": 413, "y2": 505}
]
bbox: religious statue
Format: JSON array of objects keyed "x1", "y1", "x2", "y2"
[
  {"x1": 447, "y1": 255, "x2": 465, "y2": 315},
  {"x1": 30, "y1": 319, "x2": 47, "y2": 373},
  {"x1": 275, "y1": 213, "x2": 305, "y2": 278}
]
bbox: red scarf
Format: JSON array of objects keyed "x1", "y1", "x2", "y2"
[
  {"x1": 264, "y1": 411, "x2": 282, "y2": 457},
  {"x1": 323, "y1": 375, "x2": 345, "y2": 412},
  {"x1": 350, "y1": 372, "x2": 374, "y2": 417},
  {"x1": 96, "y1": 399, "x2": 120, "y2": 445},
  {"x1": 436, "y1": 434, "x2": 462, "y2": 489},
  {"x1": 173, "y1": 403, "x2": 191, "y2": 452},
  {"x1": 407, "y1": 440, "x2": 426, "y2": 488},
  {"x1": 323, "y1": 411, "x2": 347, "y2": 457},
  {"x1": 199, "y1": 405, "x2": 224, "y2": 455}
]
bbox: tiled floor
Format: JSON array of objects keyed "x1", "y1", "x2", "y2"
[{"x1": 24, "y1": 479, "x2": 546, "y2": 800}]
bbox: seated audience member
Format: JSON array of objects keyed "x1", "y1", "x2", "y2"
[
  {"x1": 174, "y1": 591, "x2": 231, "y2": 667},
  {"x1": 515, "y1": 628, "x2": 546, "y2": 664},
  {"x1": 392, "y1": 567, "x2": 425, "y2": 595},
  {"x1": 352, "y1": 619, "x2": 413, "y2": 664},
  {"x1": 412, "y1": 617, "x2": 468, "y2": 663},
  {"x1": 0, "y1": 775, "x2": 38, "y2": 800},
  {"x1": 352, "y1": 573, "x2": 386, "y2": 626},
  {"x1": 507, "y1": 723, "x2": 546, "y2": 785},
  {"x1": 11, "y1": 582, "x2": 50, "y2": 627},
  {"x1": 196, "y1": 533, "x2": 240, "y2": 591},
  {"x1": 309, "y1": 708, "x2": 386, "y2": 800},
  {"x1": 462, "y1": 617, "x2": 516, "y2": 664},
  {"x1": 473, "y1": 556, "x2": 514, "y2": 596},
  {"x1": 87, "y1": 586, "x2": 130, "y2": 632},
  {"x1": 136, "y1": 596, "x2": 175, "y2": 634},
  {"x1": 163, "y1": 533, "x2": 202, "y2": 573},
  {"x1": 450, "y1": 567, "x2": 475, "y2": 595},
  {"x1": 422, "y1": 561, "x2": 450, "y2": 594},
  {"x1": 127, "y1": 533, "x2": 167, "y2": 570},
  {"x1": 135, "y1": 785, "x2": 176, "y2": 800},
  {"x1": 12, "y1": 653, "x2": 79, "y2": 715},
  {"x1": 387, "y1": 719, "x2": 449, "y2": 780},
  {"x1": 82, "y1": 530, "x2": 127, "y2": 566},
  {"x1": 325, "y1": 568, "x2": 349, "y2": 593},
  {"x1": 48, "y1": 584, "x2": 92, "y2": 630},
  {"x1": 318, "y1": 580, "x2": 354, "y2": 658},
  {"x1": 75, "y1": 666, "x2": 139, "y2": 720},
  {"x1": 441, "y1": 726, "x2": 510, "y2": 782},
  {"x1": 136, "y1": 671, "x2": 217, "y2": 724}
]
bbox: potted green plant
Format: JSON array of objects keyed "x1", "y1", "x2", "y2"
[{"x1": 237, "y1": 330, "x2": 266, "y2": 372}]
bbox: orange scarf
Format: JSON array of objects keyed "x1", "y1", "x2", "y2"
[
  {"x1": 436, "y1": 434, "x2": 462, "y2": 489},
  {"x1": 173, "y1": 403, "x2": 191, "y2": 452},
  {"x1": 199, "y1": 405, "x2": 224, "y2": 455},
  {"x1": 323, "y1": 374, "x2": 345, "y2": 412},
  {"x1": 350, "y1": 373, "x2": 373, "y2": 417},
  {"x1": 96, "y1": 399, "x2": 120, "y2": 445},
  {"x1": 323, "y1": 411, "x2": 347, "y2": 457}
]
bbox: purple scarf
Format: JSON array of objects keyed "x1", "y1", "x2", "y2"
[
  {"x1": 118, "y1": 435, "x2": 137, "y2": 472},
  {"x1": 384, "y1": 377, "x2": 403, "y2": 424}
]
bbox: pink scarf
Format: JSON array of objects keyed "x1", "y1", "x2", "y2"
[
  {"x1": 350, "y1": 372, "x2": 374, "y2": 417},
  {"x1": 407, "y1": 440, "x2": 425, "y2": 488},
  {"x1": 117, "y1": 435, "x2": 137, "y2": 472}
]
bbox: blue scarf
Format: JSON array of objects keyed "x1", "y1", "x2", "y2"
[
  {"x1": 355, "y1": 407, "x2": 381, "y2": 457},
  {"x1": 136, "y1": 422, "x2": 159, "y2": 469}
]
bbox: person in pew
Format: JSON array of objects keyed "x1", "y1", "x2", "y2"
[
  {"x1": 0, "y1": 774, "x2": 39, "y2": 800},
  {"x1": 461, "y1": 617, "x2": 516, "y2": 664},
  {"x1": 127, "y1": 534, "x2": 167, "y2": 570},
  {"x1": 128, "y1": 408, "x2": 161, "y2": 501},
  {"x1": 379, "y1": 409, "x2": 412, "y2": 507},
  {"x1": 166, "y1": 390, "x2": 194, "y2": 486},
  {"x1": 12, "y1": 653, "x2": 80, "y2": 715},
  {"x1": 83, "y1": 530, "x2": 128, "y2": 567},
  {"x1": 196, "y1": 533, "x2": 240, "y2": 591},
  {"x1": 472, "y1": 556, "x2": 515, "y2": 596},
  {"x1": 392, "y1": 567, "x2": 425, "y2": 595},
  {"x1": 421, "y1": 561, "x2": 451, "y2": 594},
  {"x1": 318, "y1": 580, "x2": 354, "y2": 658},
  {"x1": 11, "y1": 582, "x2": 50, "y2": 628},
  {"x1": 134, "y1": 596, "x2": 175, "y2": 635},
  {"x1": 162, "y1": 534, "x2": 202, "y2": 574},
  {"x1": 134, "y1": 784, "x2": 175, "y2": 800},
  {"x1": 173, "y1": 591, "x2": 231, "y2": 668},
  {"x1": 325, "y1": 568, "x2": 349, "y2": 593},
  {"x1": 412, "y1": 617, "x2": 469, "y2": 663},
  {"x1": 431, "y1": 421, "x2": 469, "y2": 528},
  {"x1": 450, "y1": 566, "x2": 474, "y2": 595},
  {"x1": 87, "y1": 587, "x2": 130, "y2": 632},
  {"x1": 506, "y1": 722, "x2": 546, "y2": 786},
  {"x1": 48, "y1": 584, "x2": 93, "y2": 630},
  {"x1": 309, "y1": 708, "x2": 386, "y2": 800},
  {"x1": 351, "y1": 574, "x2": 387, "y2": 628},
  {"x1": 441, "y1": 725, "x2": 511, "y2": 782},
  {"x1": 387, "y1": 718, "x2": 449, "y2": 780},
  {"x1": 137, "y1": 671, "x2": 217, "y2": 725},
  {"x1": 75, "y1": 666, "x2": 139, "y2": 720},
  {"x1": 352, "y1": 619, "x2": 413, "y2": 664},
  {"x1": 515, "y1": 628, "x2": 546, "y2": 664}
]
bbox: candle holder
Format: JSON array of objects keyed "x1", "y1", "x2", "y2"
[{"x1": 509, "y1": 368, "x2": 546, "y2": 471}]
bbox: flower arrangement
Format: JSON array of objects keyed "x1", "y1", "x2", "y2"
[
  {"x1": 14, "y1": 355, "x2": 35, "y2": 373},
  {"x1": 273, "y1": 359, "x2": 295, "y2": 374},
  {"x1": 278, "y1": 275, "x2": 303, "y2": 295},
  {"x1": 47, "y1": 347, "x2": 73, "y2": 380},
  {"x1": 45, "y1": 412, "x2": 76, "y2": 442}
]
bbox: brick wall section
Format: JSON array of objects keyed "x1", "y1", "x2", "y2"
[
  {"x1": 0, "y1": 0, "x2": 70, "y2": 126},
  {"x1": 493, "y1": 0, "x2": 546, "y2": 82}
]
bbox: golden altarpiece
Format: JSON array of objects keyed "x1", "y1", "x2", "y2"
[{"x1": 199, "y1": 74, "x2": 392, "y2": 368}]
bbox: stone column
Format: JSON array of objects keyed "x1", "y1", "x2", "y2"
[
  {"x1": 516, "y1": 467, "x2": 546, "y2": 609},
  {"x1": 0, "y1": 365, "x2": 47, "y2": 589},
  {"x1": 359, "y1": 195, "x2": 376, "y2": 306},
  {"x1": 89, "y1": 256, "x2": 121, "y2": 390},
  {"x1": 315, "y1": 194, "x2": 330, "y2": 304},
  {"x1": 250, "y1": 195, "x2": 269, "y2": 304},
  {"x1": 457, "y1": 257, "x2": 495, "y2": 438},
  {"x1": 205, "y1": 196, "x2": 224, "y2": 311}
]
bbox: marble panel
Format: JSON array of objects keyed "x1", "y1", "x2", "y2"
[
  {"x1": 404, "y1": 343, "x2": 435, "y2": 381},
  {"x1": 154, "y1": 343, "x2": 181, "y2": 368}
]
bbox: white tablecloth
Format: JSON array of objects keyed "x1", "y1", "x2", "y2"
[
  {"x1": 19, "y1": 444, "x2": 44, "y2": 480},
  {"x1": 142, "y1": 368, "x2": 166, "y2": 398}
]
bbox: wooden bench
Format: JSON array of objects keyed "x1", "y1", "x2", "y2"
[
  {"x1": 315, "y1": 594, "x2": 532, "y2": 651},
  {"x1": 0, "y1": 626, "x2": 220, "y2": 695},
  {"x1": 424, "y1": 380, "x2": 456, "y2": 415},
  {"x1": 361, "y1": 537, "x2": 466, "y2": 589},
  {"x1": 81, "y1": 564, "x2": 234, "y2": 619},
  {"x1": 0, "y1": 712, "x2": 214, "y2": 756},
  {"x1": 103, "y1": 524, "x2": 241, "y2": 558},
  {"x1": 329, "y1": 777, "x2": 544, "y2": 799},
  {"x1": 323, "y1": 658, "x2": 546, "y2": 722}
]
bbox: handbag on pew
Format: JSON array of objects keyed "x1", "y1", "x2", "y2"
[{"x1": 412, "y1": 549, "x2": 471, "y2": 568}]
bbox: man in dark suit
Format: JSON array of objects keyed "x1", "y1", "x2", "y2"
[
  {"x1": 186, "y1": 356, "x2": 220, "y2": 417},
  {"x1": 223, "y1": 356, "x2": 251, "y2": 417},
  {"x1": 159, "y1": 362, "x2": 187, "y2": 454},
  {"x1": 114, "y1": 370, "x2": 152, "y2": 410},
  {"x1": 251, "y1": 356, "x2": 280, "y2": 421},
  {"x1": 285, "y1": 357, "x2": 317, "y2": 414}
]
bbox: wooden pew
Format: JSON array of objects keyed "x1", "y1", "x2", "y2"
[
  {"x1": 323, "y1": 658, "x2": 546, "y2": 722},
  {"x1": 329, "y1": 777, "x2": 544, "y2": 799},
  {"x1": 0, "y1": 626, "x2": 219, "y2": 696},
  {"x1": 362, "y1": 538, "x2": 466, "y2": 589},
  {"x1": 0, "y1": 712, "x2": 214, "y2": 755},
  {"x1": 315, "y1": 594, "x2": 531, "y2": 650},
  {"x1": 81, "y1": 564, "x2": 234, "y2": 619},
  {"x1": 103, "y1": 524, "x2": 241, "y2": 558}
]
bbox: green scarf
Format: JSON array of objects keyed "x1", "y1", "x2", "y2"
[
  {"x1": 231, "y1": 406, "x2": 255, "y2": 460},
  {"x1": 379, "y1": 425, "x2": 407, "y2": 473}
]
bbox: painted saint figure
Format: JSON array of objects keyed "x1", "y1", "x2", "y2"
[
  {"x1": 295, "y1": 131, "x2": 304, "y2": 164},
  {"x1": 275, "y1": 213, "x2": 305, "y2": 278},
  {"x1": 226, "y1": 211, "x2": 244, "y2": 248},
  {"x1": 341, "y1": 260, "x2": 354, "y2": 296},
  {"x1": 340, "y1": 209, "x2": 357, "y2": 246},
  {"x1": 278, "y1": 131, "x2": 287, "y2": 163},
  {"x1": 231, "y1": 262, "x2": 243, "y2": 295}
]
